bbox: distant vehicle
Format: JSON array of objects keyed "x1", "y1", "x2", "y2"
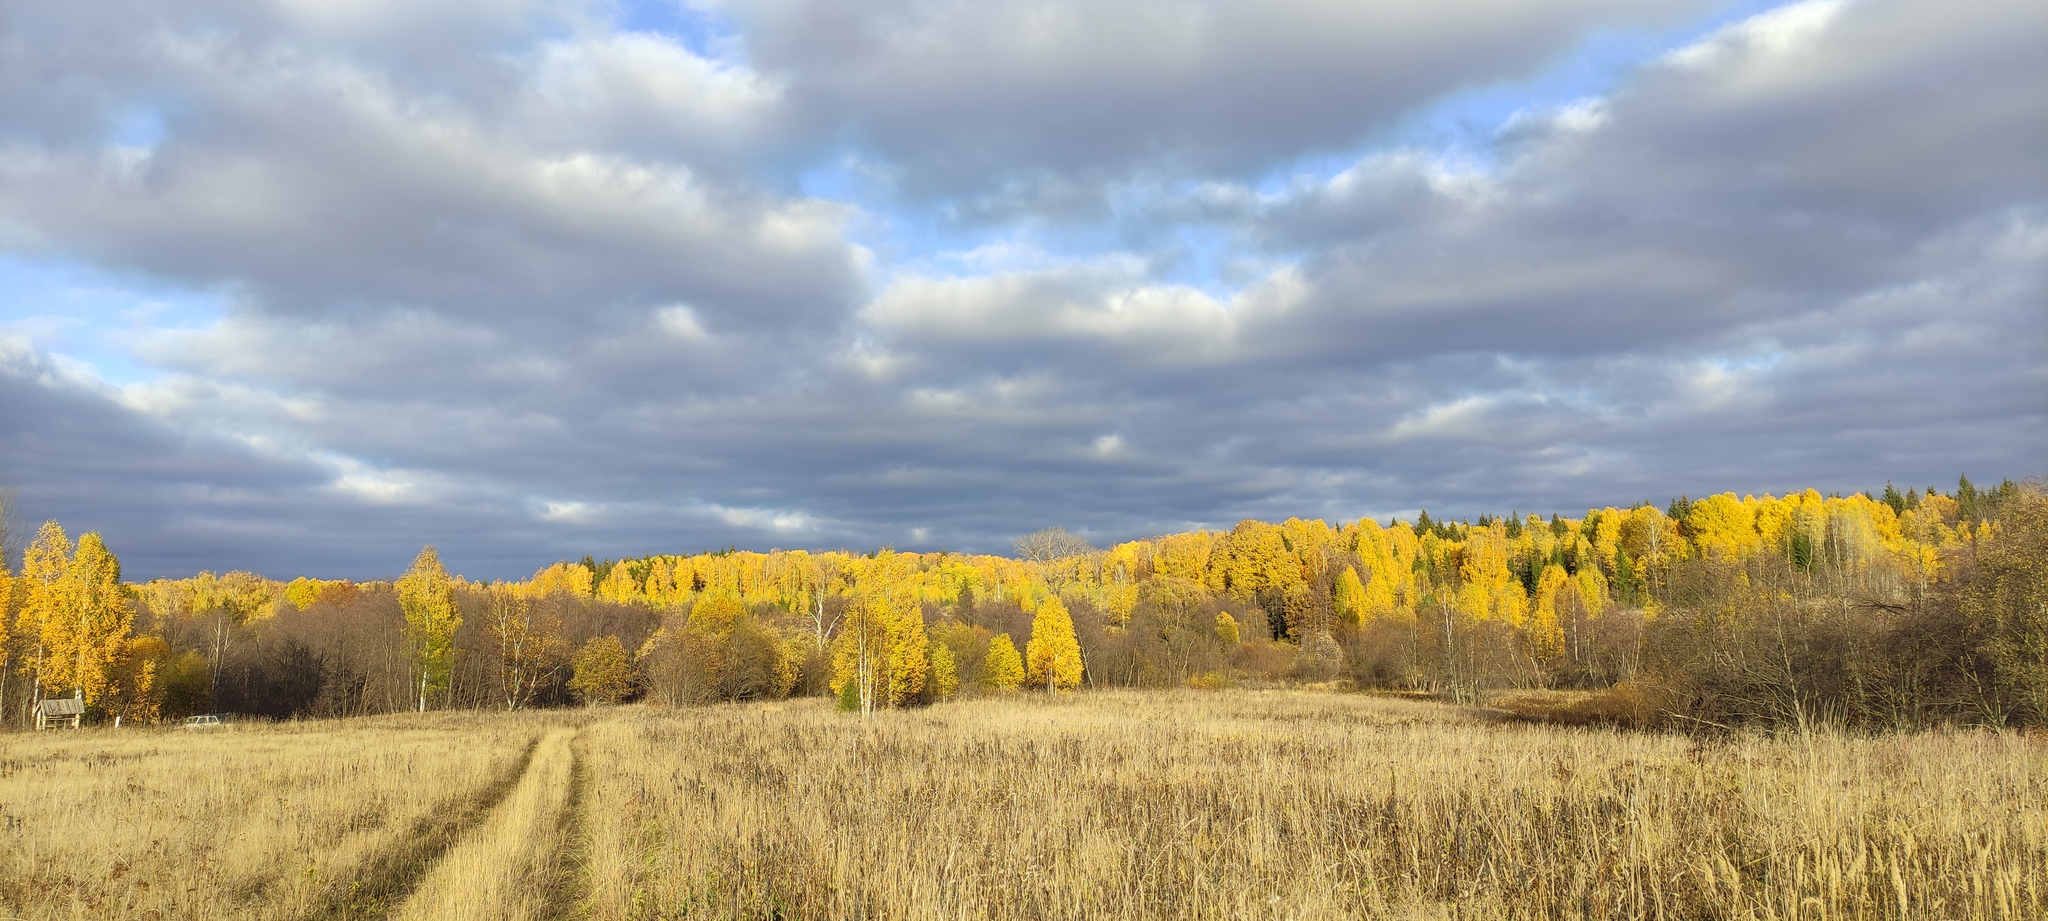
[{"x1": 183, "y1": 714, "x2": 227, "y2": 730}]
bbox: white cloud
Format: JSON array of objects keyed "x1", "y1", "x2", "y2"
[{"x1": 0, "y1": 0, "x2": 2038, "y2": 578}]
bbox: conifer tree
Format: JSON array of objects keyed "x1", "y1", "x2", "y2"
[{"x1": 1025, "y1": 597, "x2": 1083, "y2": 691}]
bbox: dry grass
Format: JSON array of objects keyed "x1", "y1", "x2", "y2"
[
  {"x1": 0, "y1": 711, "x2": 551, "y2": 920},
  {"x1": 579, "y1": 691, "x2": 2048, "y2": 920},
  {"x1": 3, "y1": 691, "x2": 2044, "y2": 920},
  {"x1": 393, "y1": 727, "x2": 581, "y2": 921}
]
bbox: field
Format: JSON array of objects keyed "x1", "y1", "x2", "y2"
[{"x1": 1, "y1": 691, "x2": 2043, "y2": 920}]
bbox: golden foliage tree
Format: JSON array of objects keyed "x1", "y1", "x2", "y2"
[
  {"x1": 929, "y1": 638, "x2": 959, "y2": 700},
  {"x1": 485, "y1": 586, "x2": 563, "y2": 711},
  {"x1": 1333, "y1": 566, "x2": 1368, "y2": 626},
  {"x1": 0, "y1": 556, "x2": 13, "y2": 719},
  {"x1": 397, "y1": 545, "x2": 461, "y2": 712},
  {"x1": 983, "y1": 633, "x2": 1024, "y2": 690},
  {"x1": 35, "y1": 530, "x2": 133, "y2": 707},
  {"x1": 17, "y1": 521, "x2": 70, "y2": 701},
  {"x1": 1025, "y1": 597, "x2": 1083, "y2": 691},
  {"x1": 830, "y1": 587, "x2": 929, "y2": 712},
  {"x1": 569, "y1": 635, "x2": 635, "y2": 706}
]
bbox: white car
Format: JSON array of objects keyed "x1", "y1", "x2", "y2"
[{"x1": 182, "y1": 714, "x2": 226, "y2": 730}]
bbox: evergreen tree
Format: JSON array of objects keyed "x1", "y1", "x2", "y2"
[{"x1": 1882, "y1": 483, "x2": 1907, "y2": 515}]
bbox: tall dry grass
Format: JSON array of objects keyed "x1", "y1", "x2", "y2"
[
  {"x1": 392, "y1": 727, "x2": 581, "y2": 921},
  {"x1": 0, "y1": 711, "x2": 548, "y2": 920},
  {"x1": 578, "y1": 690, "x2": 2047, "y2": 920},
  {"x1": 1, "y1": 691, "x2": 2041, "y2": 920}
]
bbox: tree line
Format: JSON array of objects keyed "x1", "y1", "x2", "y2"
[{"x1": 1, "y1": 476, "x2": 2040, "y2": 731}]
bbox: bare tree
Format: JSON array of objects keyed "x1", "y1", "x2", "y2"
[{"x1": 1015, "y1": 527, "x2": 1094, "y2": 563}]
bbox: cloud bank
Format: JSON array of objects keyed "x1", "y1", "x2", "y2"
[{"x1": 0, "y1": 0, "x2": 2040, "y2": 578}]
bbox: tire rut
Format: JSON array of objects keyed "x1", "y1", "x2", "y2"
[
  {"x1": 296, "y1": 734, "x2": 544, "y2": 921},
  {"x1": 538, "y1": 730, "x2": 592, "y2": 920}
]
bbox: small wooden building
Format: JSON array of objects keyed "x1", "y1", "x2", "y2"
[{"x1": 34, "y1": 694, "x2": 84, "y2": 731}]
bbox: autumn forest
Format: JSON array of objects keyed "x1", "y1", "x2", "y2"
[{"x1": 4, "y1": 476, "x2": 2042, "y2": 732}]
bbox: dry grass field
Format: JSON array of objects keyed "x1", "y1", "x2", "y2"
[{"x1": 2, "y1": 690, "x2": 2043, "y2": 920}]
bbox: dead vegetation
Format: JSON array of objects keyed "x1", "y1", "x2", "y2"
[{"x1": 2, "y1": 690, "x2": 2043, "y2": 920}]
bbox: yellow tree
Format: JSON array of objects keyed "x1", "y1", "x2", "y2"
[
  {"x1": 39, "y1": 531, "x2": 133, "y2": 707},
  {"x1": 885, "y1": 600, "x2": 929, "y2": 706},
  {"x1": 1333, "y1": 566, "x2": 1368, "y2": 626},
  {"x1": 1457, "y1": 525, "x2": 1527, "y2": 626},
  {"x1": 928, "y1": 638, "x2": 960, "y2": 700},
  {"x1": 1025, "y1": 597, "x2": 1083, "y2": 691},
  {"x1": 0, "y1": 553, "x2": 14, "y2": 721},
  {"x1": 569, "y1": 635, "x2": 635, "y2": 705},
  {"x1": 485, "y1": 585, "x2": 563, "y2": 711},
  {"x1": 397, "y1": 545, "x2": 461, "y2": 712},
  {"x1": 830, "y1": 587, "x2": 927, "y2": 713},
  {"x1": 1528, "y1": 565, "x2": 1571, "y2": 660},
  {"x1": 982, "y1": 633, "x2": 1024, "y2": 690},
  {"x1": 17, "y1": 522, "x2": 70, "y2": 705},
  {"x1": 1214, "y1": 611, "x2": 1241, "y2": 645},
  {"x1": 1687, "y1": 493, "x2": 1758, "y2": 561}
]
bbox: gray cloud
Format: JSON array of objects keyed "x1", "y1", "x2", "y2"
[
  {"x1": 720, "y1": 0, "x2": 1720, "y2": 198},
  {"x1": 0, "y1": 0, "x2": 2040, "y2": 579}
]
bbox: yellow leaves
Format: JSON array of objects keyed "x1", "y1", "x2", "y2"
[
  {"x1": 829, "y1": 589, "x2": 929, "y2": 709},
  {"x1": 982, "y1": 633, "x2": 1024, "y2": 690},
  {"x1": 1149, "y1": 531, "x2": 1217, "y2": 584},
  {"x1": 1103, "y1": 579, "x2": 1138, "y2": 625},
  {"x1": 527, "y1": 561, "x2": 594, "y2": 597},
  {"x1": 885, "y1": 600, "x2": 929, "y2": 706},
  {"x1": 568, "y1": 635, "x2": 635, "y2": 705},
  {"x1": 284, "y1": 576, "x2": 322, "y2": 611},
  {"x1": 597, "y1": 563, "x2": 642, "y2": 603},
  {"x1": 1214, "y1": 611, "x2": 1241, "y2": 646},
  {"x1": 1689, "y1": 494, "x2": 1759, "y2": 561},
  {"x1": 775, "y1": 634, "x2": 808, "y2": 698},
  {"x1": 1220, "y1": 520, "x2": 1301, "y2": 599},
  {"x1": 1024, "y1": 597, "x2": 1083, "y2": 691},
  {"x1": 689, "y1": 593, "x2": 747, "y2": 635},
  {"x1": 398, "y1": 545, "x2": 461, "y2": 705},
  {"x1": 1333, "y1": 566, "x2": 1367, "y2": 626},
  {"x1": 0, "y1": 562, "x2": 12, "y2": 655},
  {"x1": 1455, "y1": 525, "x2": 1527, "y2": 624},
  {"x1": 1529, "y1": 565, "x2": 1570, "y2": 659},
  {"x1": 928, "y1": 638, "x2": 959, "y2": 699},
  {"x1": 27, "y1": 525, "x2": 135, "y2": 706}
]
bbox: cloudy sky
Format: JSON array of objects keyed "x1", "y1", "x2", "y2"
[{"x1": 1, "y1": 0, "x2": 2041, "y2": 580}]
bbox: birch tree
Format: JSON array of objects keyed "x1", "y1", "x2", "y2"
[{"x1": 397, "y1": 546, "x2": 460, "y2": 712}]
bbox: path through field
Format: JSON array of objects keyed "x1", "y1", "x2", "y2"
[
  {"x1": 306, "y1": 720, "x2": 611, "y2": 921},
  {"x1": 3, "y1": 693, "x2": 2045, "y2": 920}
]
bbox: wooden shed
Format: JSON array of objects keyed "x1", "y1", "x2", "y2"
[{"x1": 34, "y1": 694, "x2": 83, "y2": 731}]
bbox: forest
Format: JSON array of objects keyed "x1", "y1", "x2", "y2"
[{"x1": 2, "y1": 476, "x2": 2042, "y2": 732}]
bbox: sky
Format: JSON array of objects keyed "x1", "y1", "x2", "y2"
[{"x1": 0, "y1": 0, "x2": 2042, "y2": 580}]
